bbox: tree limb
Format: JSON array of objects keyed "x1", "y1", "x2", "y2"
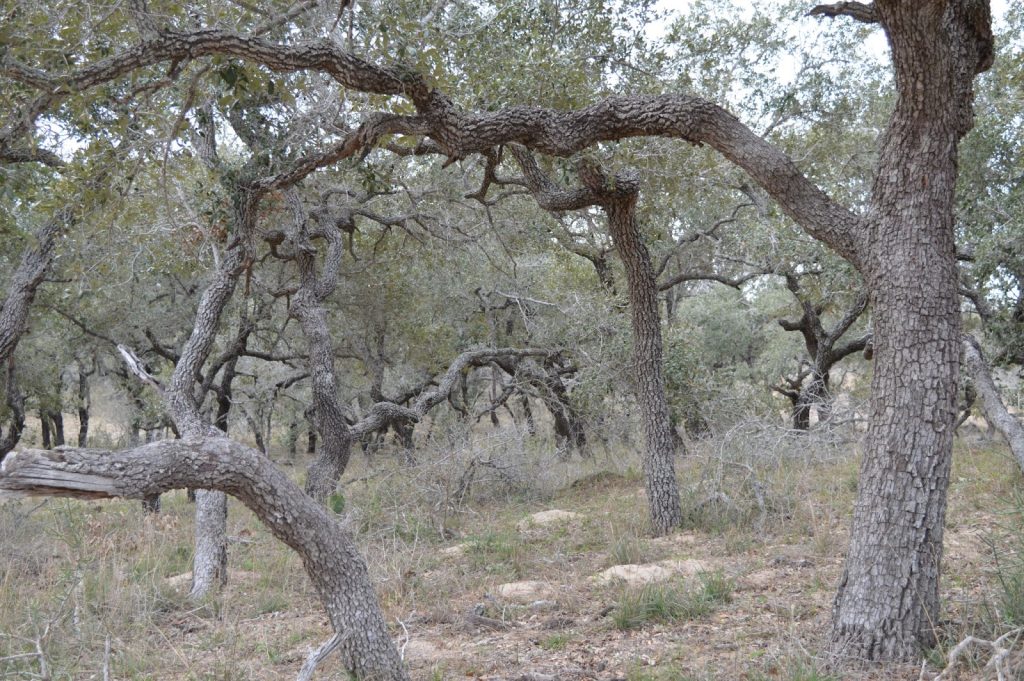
[{"x1": 808, "y1": 2, "x2": 879, "y2": 24}]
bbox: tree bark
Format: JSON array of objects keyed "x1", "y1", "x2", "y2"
[
  {"x1": 0, "y1": 357, "x2": 25, "y2": 458},
  {"x1": 48, "y1": 409, "x2": 65, "y2": 447},
  {"x1": 0, "y1": 440, "x2": 410, "y2": 681},
  {"x1": 77, "y1": 365, "x2": 90, "y2": 447},
  {"x1": 40, "y1": 410, "x2": 51, "y2": 450}
]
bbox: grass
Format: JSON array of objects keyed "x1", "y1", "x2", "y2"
[
  {"x1": 612, "y1": 571, "x2": 735, "y2": 630},
  {"x1": 2, "y1": 426, "x2": 1022, "y2": 680},
  {"x1": 538, "y1": 633, "x2": 572, "y2": 650}
]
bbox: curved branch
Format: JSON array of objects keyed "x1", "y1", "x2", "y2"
[
  {"x1": 5, "y1": 30, "x2": 864, "y2": 267},
  {"x1": 963, "y1": 335, "x2": 1024, "y2": 473},
  {"x1": 0, "y1": 439, "x2": 408, "y2": 680}
]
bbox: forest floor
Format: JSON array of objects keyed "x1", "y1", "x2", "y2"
[{"x1": 1, "y1": 427, "x2": 1022, "y2": 681}]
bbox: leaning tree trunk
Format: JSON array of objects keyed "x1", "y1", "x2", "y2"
[
  {"x1": 829, "y1": 1, "x2": 989, "y2": 661},
  {"x1": 0, "y1": 439, "x2": 410, "y2": 681},
  {"x1": 963, "y1": 335, "x2": 1024, "y2": 473},
  {"x1": 285, "y1": 195, "x2": 356, "y2": 504}
]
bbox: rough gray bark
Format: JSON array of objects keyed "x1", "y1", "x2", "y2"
[
  {"x1": 828, "y1": 1, "x2": 992, "y2": 662},
  {"x1": 0, "y1": 440, "x2": 409, "y2": 681},
  {"x1": 962, "y1": 335, "x2": 1024, "y2": 472},
  {"x1": 509, "y1": 146, "x2": 682, "y2": 535},
  {"x1": 278, "y1": 193, "x2": 357, "y2": 504}
]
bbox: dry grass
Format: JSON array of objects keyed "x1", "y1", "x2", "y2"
[{"x1": 1, "y1": 421, "x2": 1022, "y2": 680}]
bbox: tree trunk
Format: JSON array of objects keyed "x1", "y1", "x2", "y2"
[
  {"x1": 0, "y1": 358, "x2": 25, "y2": 460},
  {"x1": 77, "y1": 367, "x2": 90, "y2": 447},
  {"x1": 0, "y1": 440, "x2": 410, "y2": 681},
  {"x1": 49, "y1": 410, "x2": 64, "y2": 447},
  {"x1": 296, "y1": 288, "x2": 355, "y2": 504},
  {"x1": 829, "y1": 1, "x2": 990, "y2": 660},
  {"x1": 603, "y1": 185, "x2": 682, "y2": 536},
  {"x1": 40, "y1": 410, "x2": 51, "y2": 449},
  {"x1": 190, "y1": 489, "x2": 228, "y2": 597}
]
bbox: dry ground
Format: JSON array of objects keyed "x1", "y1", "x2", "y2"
[{"x1": 1, "y1": 427, "x2": 1022, "y2": 681}]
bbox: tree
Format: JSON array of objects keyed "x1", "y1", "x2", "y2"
[
  {"x1": 0, "y1": 0, "x2": 997, "y2": 664},
  {"x1": 509, "y1": 145, "x2": 682, "y2": 534}
]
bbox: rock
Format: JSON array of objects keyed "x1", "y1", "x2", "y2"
[
  {"x1": 769, "y1": 554, "x2": 813, "y2": 568},
  {"x1": 592, "y1": 563, "x2": 673, "y2": 586},
  {"x1": 592, "y1": 559, "x2": 707, "y2": 586},
  {"x1": 495, "y1": 580, "x2": 555, "y2": 602},
  {"x1": 440, "y1": 543, "x2": 468, "y2": 557},
  {"x1": 516, "y1": 510, "x2": 582, "y2": 532}
]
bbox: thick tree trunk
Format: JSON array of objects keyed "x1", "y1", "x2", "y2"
[
  {"x1": 0, "y1": 440, "x2": 410, "y2": 681},
  {"x1": 829, "y1": 1, "x2": 989, "y2": 661},
  {"x1": 963, "y1": 335, "x2": 1024, "y2": 472}
]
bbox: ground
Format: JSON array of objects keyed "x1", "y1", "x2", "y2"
[{"x1": 1, "y1": 428, "x2": 1021, "y2": 681}]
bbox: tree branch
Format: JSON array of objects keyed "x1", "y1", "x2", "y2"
[{"x1": 808, "y1": 2, "x2": 879, "y2": 24}]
